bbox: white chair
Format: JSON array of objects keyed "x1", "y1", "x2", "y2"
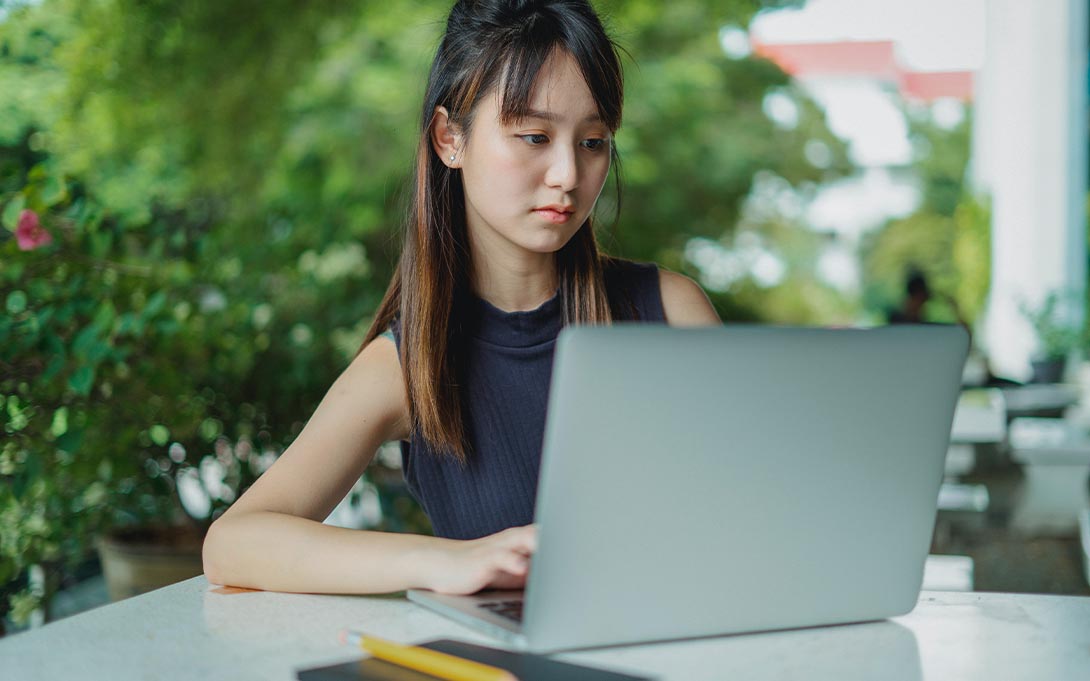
[{"x1": 1008, "y1": 417, "x2": 1090, "y2": 537}]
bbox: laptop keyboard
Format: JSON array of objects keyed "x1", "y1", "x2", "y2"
[{"x1": 477, "y1": 599, "x2": 523, "y2": 623}]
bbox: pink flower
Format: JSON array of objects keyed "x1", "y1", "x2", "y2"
[{"x1": 15, "y1": 209, "x2": 53, "y2": 251}]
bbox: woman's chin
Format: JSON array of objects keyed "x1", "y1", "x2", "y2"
[
  {"x1": 516, "y1": 227, "x2": 582, "y2": 255},
  {"x1": 519, "y1": 240, "x2": 572, "y2": 256}
]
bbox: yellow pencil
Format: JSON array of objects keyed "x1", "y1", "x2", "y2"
[{"x1": 339, "y1": 630, "x2": 518, "y2": 681}]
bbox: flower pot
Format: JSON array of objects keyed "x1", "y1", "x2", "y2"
[
  {"x1": 1030, "y1": 357, "x2": 1067, "y2": 384},
  {"x1": 95, "y1": 524, "x2": 205, "y2": 602}
]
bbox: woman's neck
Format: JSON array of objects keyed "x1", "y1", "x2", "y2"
[{"x1": 468, "y1": 231, "x2": 558, "y2": 313}]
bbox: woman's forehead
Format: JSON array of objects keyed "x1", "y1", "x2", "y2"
[{"x1": 493, "y1": 50, "x2": 602, "y2": 125}]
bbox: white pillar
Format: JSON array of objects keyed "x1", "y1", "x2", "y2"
[{"x1": 973, "y1": 0, "x2": 1088, "y2": 381}]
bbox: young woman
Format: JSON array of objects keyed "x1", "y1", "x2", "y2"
[{"x1": 202, "y1": 0, "x2": 719, "y2": 597}]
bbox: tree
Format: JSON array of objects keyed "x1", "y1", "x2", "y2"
[{"x1": 860, "y1": 105, "x2": 990, "y2": 326}]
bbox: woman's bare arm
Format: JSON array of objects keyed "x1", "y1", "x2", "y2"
[
  {"x1": 201, "y1": 336, "x2": 536, "y2": 594},
  {"x1": 659, "y1": 269, "x2": 721, "y2": 326}
]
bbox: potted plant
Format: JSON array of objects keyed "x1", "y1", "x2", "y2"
[{"x1": 1020, "y1": 291, "x2": 1084, "y2": 384}]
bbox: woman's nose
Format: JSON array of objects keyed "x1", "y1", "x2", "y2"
[{"x1": 544, "y1": 145, "x2": 578, "y2": 192}]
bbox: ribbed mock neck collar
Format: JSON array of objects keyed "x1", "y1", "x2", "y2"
[{"x1": 469, "y1": 289, "x2": 563, "y2": 348}]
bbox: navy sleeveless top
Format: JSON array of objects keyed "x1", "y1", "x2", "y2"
[{"x1": 390, "y1": 259, "x2": 666, "y2": 540}]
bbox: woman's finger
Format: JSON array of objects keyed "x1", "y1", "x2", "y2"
[
  {"x1": 501, "y1": 524, "x2": 537, "y2": 553},
  {"x1": 498, "y1": 550, "x2": 529, "y2": 576}
]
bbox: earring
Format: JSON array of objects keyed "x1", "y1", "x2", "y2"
[{"x1": 449, "y1": 155, "x2": 456, "y2": 163}]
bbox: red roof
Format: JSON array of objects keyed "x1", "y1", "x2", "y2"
[
  {"x1": 901, "y1": 71, "x2": 974, "y2": 101},
  {"x1": 752, "y1": 39, "x2": 974, "y2": 101}
]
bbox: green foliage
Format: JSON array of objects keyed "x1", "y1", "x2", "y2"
[
  {"x1": 743, "y1": 219, "x2": 858, "y2": 325},
  {"x1": 951, "y1": 195, "x2": 991, "y2": 325},
  {"x1": 1019, "y1": 291, "x2": 1085, "y2": 360},
  {"x1": 860, "y1": 106, "x2": 989, "y2": 326},
  {"x1": 907, "y1": 103, "x2": 973, "y2": 218},
  {"x1": 46, "y1": 0, "x2": 840, "y2": 277},
  {"x1": 0, "y1": 0, "x2": 425, "y2": 624},
  {"x1": 596, "y1": 0, "x2": 849, "y2": 272},
  {"x1": 51, "y1": 0, "x2": 362, "y2": 221},
  {"x1": 0, "y1": 183, "x2": 196, "y2": 623},
  {"x1": 862, "y1": 210, "x2": 954, "y2": 323}
]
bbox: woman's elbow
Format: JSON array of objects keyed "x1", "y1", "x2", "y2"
[{"x1": 201, "y1": 518, "x2": 228, "y2": 585}]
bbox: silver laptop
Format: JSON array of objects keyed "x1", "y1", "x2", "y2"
[{"x1": 408, "y1": 324, "x2": 969, "y2": 652}]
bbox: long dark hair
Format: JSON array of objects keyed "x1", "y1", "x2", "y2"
[{"x1": 361, "y1": 0, "x2": 625, "y2": 462}]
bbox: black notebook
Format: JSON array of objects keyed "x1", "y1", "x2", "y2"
[{"x1": 295, "y1": 638, "x2": 655, "y2": 681}]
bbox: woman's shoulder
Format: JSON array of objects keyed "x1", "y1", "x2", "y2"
[
  {"x1": 656, "y1": 268, "x2": 720, "y2": 326},
  {"x1": 602, "y1": 256, "x2": 719, "y2": 326},
  {"x1": 341, "y1": 327, "x2": 410, "y2": 442}
]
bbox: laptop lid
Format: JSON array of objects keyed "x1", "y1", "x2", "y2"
[{"x1": 521, "y1": 324, "x2": 968, "y2": 652}]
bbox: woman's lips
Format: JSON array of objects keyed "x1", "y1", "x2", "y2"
[{"x1": 533, "y1": 208, "x2": 573, "y2": 224}]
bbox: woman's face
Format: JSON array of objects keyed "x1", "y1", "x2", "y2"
[{"x1": 456, "y1": 49, "x2": 613, "y2": 257}]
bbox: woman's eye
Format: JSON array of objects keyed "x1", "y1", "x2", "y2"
[
  {"x1": 582, "y1": 138, "x2": 607, "y2": 151},
  {"x1": 520, "y1": 134, "x2": 549, "y2": 145}
]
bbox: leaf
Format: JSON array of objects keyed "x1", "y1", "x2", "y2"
[
  {"x1": 87, "y1": 340, "x2": 111, "y2": 364},
  {"x1": 149, "y1": 424, "x2": 169, "y2": 446},
  {"x1": 116, "y1": 312, "x2": 144, "y2": 336},
  {"x1": 142, "y1": 290, "x2": 167, "y2": 320},
  {"x1": 71, "y1": 324, "x2": 99, "y2": 358},
  {"x1": 68, "y1": 366, "x2": 95, "y2": 396},
  {"x1": 90, "y1": 231, "x2": 113, "y2": 258},
  {"x1": 155, "y1": 318, "x2": 180, "y2": 334},
  {"x1": 55, "y1": 428, "x2": 84, "y2": 454},
  {"x1": 9, "y1": 590, "x2": 44, "y2": 627},
  {"x1": 2, "y1": 195, "x2": 26, "y2": 231},
  {"x1": 0, "y1": 560, "x2": 14, "y2": 584},
  {"x1": 50, "y1": 407, "x2": 69, "y2": 438},
  {"x1": 79, "y1": 204, "x2": 105, "y2": 233},
  {"x1": 35, "y1": 306, "x2": 55, "y2": 327},
  {"x1": 92, "y1": 300, "x2": 117, "y2": 333},
  {"x1": 5, "y1": 291, "x2": 27, "y2": 315},
  {"x1": 1, "y1": 260, "x2": 26, "y2": 283},
  {"x1": 53, "y1": 303, "x2": 75, "y2": 325},
  {"x1": 41, "y1": 351, "x2": 67, "y2": 383},
  {"x1": 40, "y1": 174, "x2": 68, "y2": 207},
  {"x1": 27, "y1": 163, "x2": 48, "y2": 182}
]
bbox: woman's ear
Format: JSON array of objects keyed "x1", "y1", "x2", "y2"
[{"x1": 430, "y1": 106, "x2": 463, "y2": 169}]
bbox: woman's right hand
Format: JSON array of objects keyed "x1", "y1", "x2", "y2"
[{"x1": 423, "y1": 524, "x2": 538, "y2": 595}]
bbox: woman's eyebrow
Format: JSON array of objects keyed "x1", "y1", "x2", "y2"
[{"x1": 523, "y1": 109, "x2": 603, "y2": 124}]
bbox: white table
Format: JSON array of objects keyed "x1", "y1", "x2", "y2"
[
  {"x1": 1001, "y1": 384, "x2": 1081, "y2": 417},
  {"x1": 2, "y1": 577, "x2": 1089, "y2": 680},
  {"x1": 950, "y1": 388, "x2": 1007, "y2": 446}
]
